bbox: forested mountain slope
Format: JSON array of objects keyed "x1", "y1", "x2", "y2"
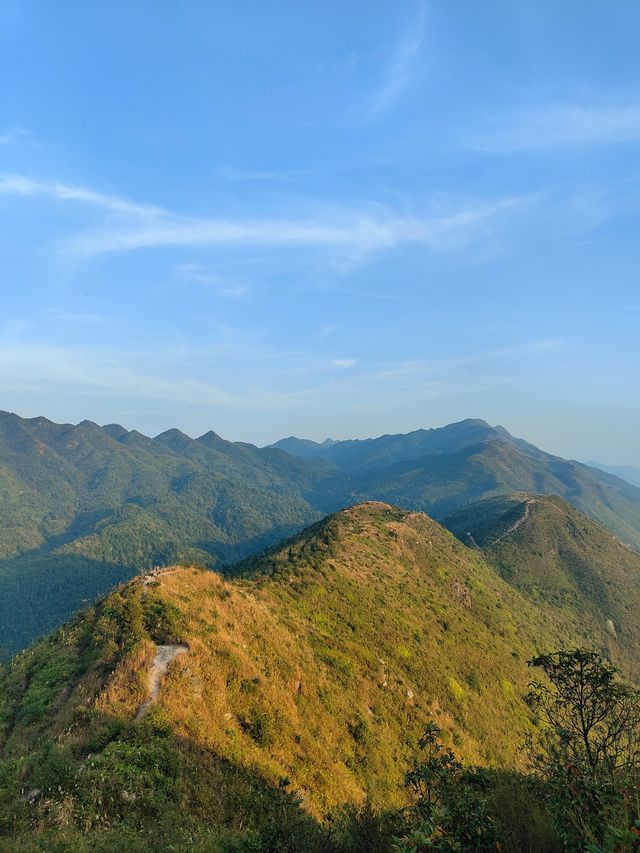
[
  {"x1": 277, "y1": 419, "x2": 640, "y2": 550},
  {"x1": 0, "y1": 411, "x2": 325, "y2": 657}
]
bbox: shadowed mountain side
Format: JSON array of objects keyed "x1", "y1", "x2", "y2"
[
  {"x1": 0, "y1": 553, "x2": 137, "y2": 660},
  {"x1": 1, "y1": 710, "x2": 328, "y2": 851},
  {"x1": 0, "y1": 409, "x2": 325, "y2": 565},
  {"x1": 0, "y1": 410, "x2": 327, "y2": 655}
]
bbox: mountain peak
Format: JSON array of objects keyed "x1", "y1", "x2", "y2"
[
  {"x1": 101, "y1": 423, "x2": 129, "y2": 440},
  {"x1": 154, "y1": 428, "x2": 193, "y2": 449},
  {"x1": 196, "y1": 429, "x2": 226, "y2": 447}
]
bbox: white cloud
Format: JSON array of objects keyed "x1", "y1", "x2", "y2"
[
  {"x1": 365, "y1": 0, "x2": 426, "y2": 116},
  {"x1": 0, "y1": 344, "x2": 254, "y2": 407},
  {"x1": 470, "y1": 104, "x2": 640, "y2": 152},
  {"x1": 366, "y1": 339, "x2": 563, "y2": 382},
  {"x1": 0, "y1": 173, "x2": 165, "y2": 216},
  {"x1": 0, "y1": 170, "x2": 531, "y2": 266},
  {"x1": 0, "y1": 336, "x2": 563, "y2": 427},
  {"x1": 64, "y1": 196, "x2": 525, "y2": 259}
]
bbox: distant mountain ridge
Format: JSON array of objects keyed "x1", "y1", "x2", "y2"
[
  {"x1": 273, "y1": 419, "x2": 640, "y2": 550},
  {"x1": 271, "y1": 418, "x2": 513, "y2": 468},
  {"x1": 271, "y1": 436, "x2": 337, "y2": 458},
  {"x1": 0, "y1": 410, "x2": 326, "y2": 657},
  {"x1": 586, "y1": 460, "x2": 640, "y2": 489},
  {"x1": 1, "y1": 410, "x2": 640, "y2": 657}
]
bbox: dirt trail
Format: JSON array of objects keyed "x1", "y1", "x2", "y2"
[
  {"x1": 135, "y1": 643, "x2": 188, "y2": 721},
  {"x1": 486, "y1": 498, "x2": 536, "y2": 548},
  {"x1": 465, "y1": 532, "x2": 481, "y2": 550}
]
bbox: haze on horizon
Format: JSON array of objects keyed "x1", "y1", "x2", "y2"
[{"x1": 1, "y1": 1, "x2": 639, "y2": 465}]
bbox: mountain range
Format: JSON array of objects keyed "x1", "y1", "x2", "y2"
[{"x1": 1, "y1": 409, "x2": 640, "y2": 658}]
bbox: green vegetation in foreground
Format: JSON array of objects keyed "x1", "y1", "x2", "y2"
[
  {"x1": 393, "y1": 650, "x2": 640, "y2": 851},
  {"x1": 2, "y1": 503, "x2": 640, "y2": 850}
]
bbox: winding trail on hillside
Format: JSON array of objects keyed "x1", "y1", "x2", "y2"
[
  {"x1": 135, "y1": 643, "x2": 189, "y2": 721},
  {"x1": 485, "y1": 498, "x2": 536, "y2": 549}
]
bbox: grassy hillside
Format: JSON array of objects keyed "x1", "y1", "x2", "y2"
[
  {"x1": 0, "y1": 502, "x2": 625, "y2": 850},
  {"x1": 444, "y1": 493, "x2": 640, "y2": 680}
]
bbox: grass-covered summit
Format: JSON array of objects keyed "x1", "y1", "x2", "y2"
[{"x1": 2, "y1": 501, "x2": 636, "y2": 850}]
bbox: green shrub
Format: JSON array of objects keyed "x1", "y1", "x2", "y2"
[{"x1": 241, "y1": 709, "x2": 273, "y2": 748}]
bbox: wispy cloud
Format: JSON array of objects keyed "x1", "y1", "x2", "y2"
[
  {"x1": 0, "y1": 344, "x2": 261, "y2": 407},
  {"x1": 366, "y1": 339, "x2": 563, "y2": 383},
  {"x1": 470, "y1": 104, "x2": 640, "y2": 152},
  {"x1": 364, "y1": 0, "x2": 426, "y2": 116},
  {"x1": 0, "y1": 170, "x2": 530, "y2": 265},
  {"x1": 0, "y1": 173, "x2": 165, "y2": 216},
  {"x1": 0, "y1": 336, "x2": 563, "y2": 434},
  {"x1": 65, "y1": 196, "x2": 525, "y2": 259}
]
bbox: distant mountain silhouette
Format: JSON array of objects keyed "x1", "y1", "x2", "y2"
[{"x1": 586, "y1": 460, "x2": 640, "y2": 488}]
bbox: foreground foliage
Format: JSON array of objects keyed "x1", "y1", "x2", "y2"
[{"x1": 526, "y1": 650, "x2": 640, "y2": 852}]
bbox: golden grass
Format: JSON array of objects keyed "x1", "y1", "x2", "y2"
[{"x1": 72, "y1": 502, "x2": 593, "y2": 815}]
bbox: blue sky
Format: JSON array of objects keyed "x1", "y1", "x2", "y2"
[{"x1": 1, "y1": 1, "x2": 639, "y2": 463}]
